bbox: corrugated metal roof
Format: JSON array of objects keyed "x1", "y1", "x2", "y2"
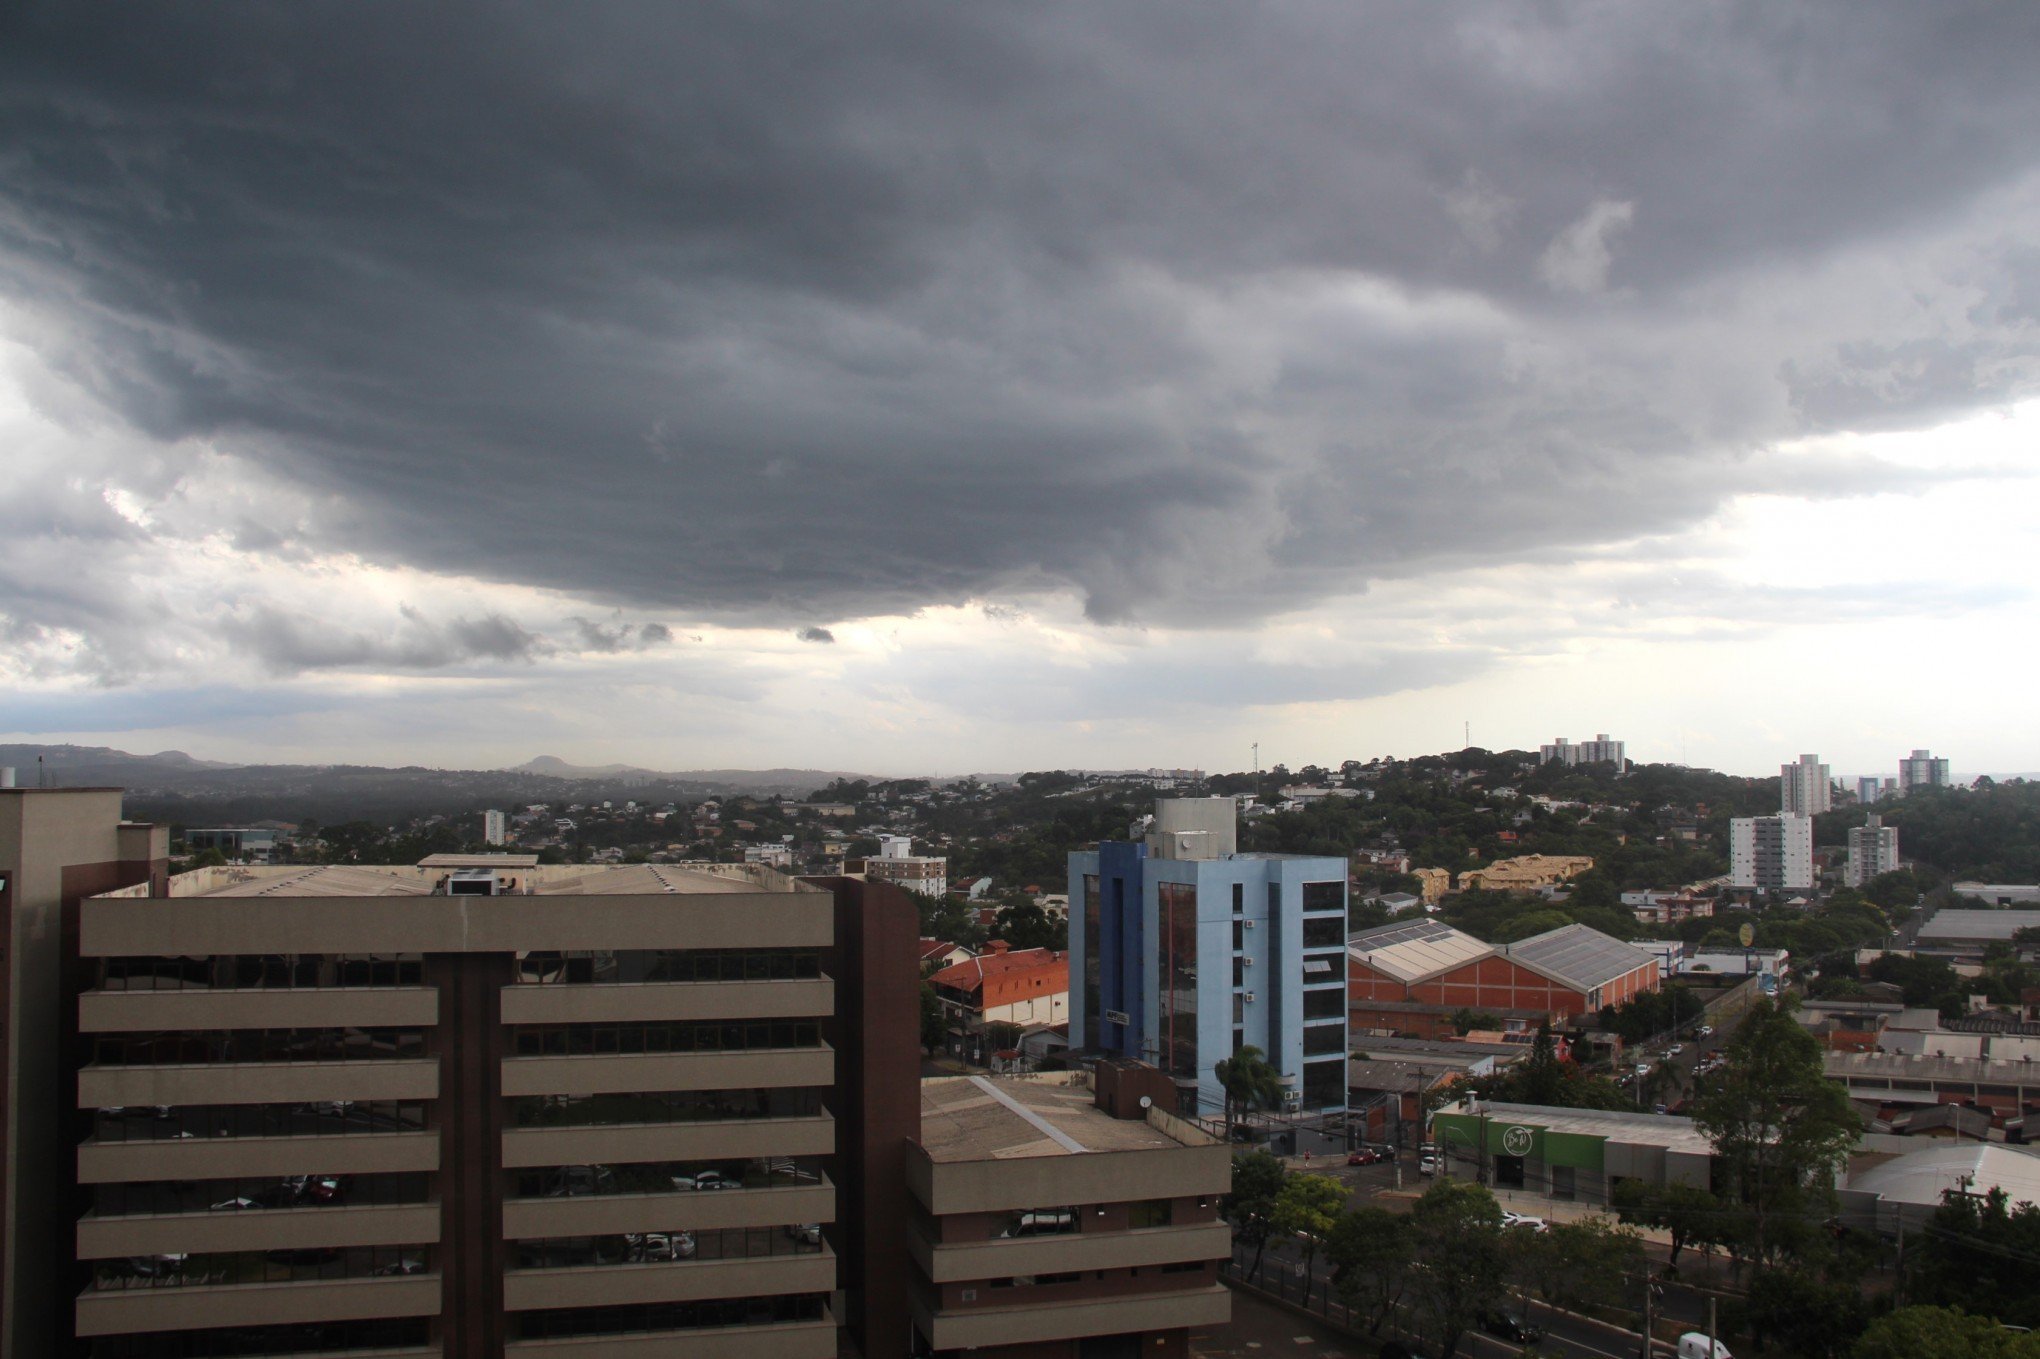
[
  {"x1": 1919, "y1": 909, "x2": 2040, "y2": 943},
  {"x1": 1504, "y1": 923, "x2": 1654, "y2": 992},
  {"x1": 1347, "y1": 918, "x2": 1494, "y2": 984},
  {"x1": 1849, "y1": 1143, "x2": 2040, "y2": 1210}
]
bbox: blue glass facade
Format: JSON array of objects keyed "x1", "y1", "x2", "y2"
[{"x1": 1068, "y1": 842, "x2": 1349, "y2": 1115}]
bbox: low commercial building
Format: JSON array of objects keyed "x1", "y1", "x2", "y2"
[
  {"x1": 907, "y1": 1068, "x2": 1230, "y2": 1357},
  {"x1": 1347, "y1": 919, "x2": 1659, "y2": 1040},
  {"x1": 1955, "y1": 883, "x2": 2040, "y2": 907},
  {"x1": 1916, "y1": 908, "x2": 2040, "y2": 958},
  {"x1": 928, "y1": 946, "x2": 1070, "y2": 1064},
  {"x1": 1842, "y1": 1143, "x2": 2040, "y2": 1235},
  {"x1": 1824, "y1": 1049, "x2": 2040, "y2": 1120},
  {"x1": 1428, "y1": 1101, "x2": 1712, "y2": 1206},
  {"x1": 184, "y1": 827, "x2": 280, "y2": 863}
]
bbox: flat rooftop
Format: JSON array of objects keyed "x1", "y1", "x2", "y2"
[
  {"x1": 1438, "y1": 1099, "x2": 1714, "y2": 1155},
  {"x1": 1919, "y1": 909, "x2": 2040, "y2": 943},
  {"x1": 918, "y1": 1075, "x2": 1191, "y2": 1162},
  {"x1": 138, "y1": 860, "x2": 805, "y2": 899}
]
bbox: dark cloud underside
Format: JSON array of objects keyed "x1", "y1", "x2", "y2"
[{"x1": 2, "y1": 1, "x2": 2037, "y2": 636}]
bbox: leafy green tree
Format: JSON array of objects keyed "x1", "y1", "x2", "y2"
[
  {"x1": 1909, "y1": 1188, "x2": 2040, "y2": 1329},
  {"x1": 1327, "y1": 1206, "x2": 1412, "y2": 1334},
  {"x1": 1746, "y1": 1267, "x2": 1868, "y2": 1358},
  {"x1": 1223, "y1": 1150, "x2": 1286, "y2": 1274},
  {"x1": 1512, "y1": 1215, "x2": 1643, "y2": 1323},
  {"x1": 1692, "y1": 999, "x2": 1860, "y2": 1263},
  {"x1": 1215, "y1": 1045, "x2": 1284, "y2": 1145},
  {"x1": 990, "y1": 895, "x2": 1062, "y2": 951},
  {"x1": 1611, "y1": 1179, "x2": 1726, "y2": 1265},
  {"x1": 1403, "y1": 1178, "x2": 1508, "y2": 1359},
  {"x1": 1855, "y1": 1306, "x2": 2040, "y2": 1359},
  {"x1": 1270, "y1": 1173, "x2": 1347, "y2": 1275}
]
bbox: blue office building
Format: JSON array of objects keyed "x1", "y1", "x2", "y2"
[{"x1": 1068, "y1": 799, "x2": 1349, "y2": 1115}]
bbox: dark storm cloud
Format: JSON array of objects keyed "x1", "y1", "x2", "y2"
[
  {"x1": 221, "y1": 604, "x2": 546, "y2": 675},
  {"x1": 3, "y1": 1, "x2": 2038, "y2": 636},
  {"x1": 797, "y1": 627, "x2": 836, "y2": 644}
]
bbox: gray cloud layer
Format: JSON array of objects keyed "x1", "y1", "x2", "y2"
[{"x1": 3, "y1": 1, "x2": 2038, "y2": 644}]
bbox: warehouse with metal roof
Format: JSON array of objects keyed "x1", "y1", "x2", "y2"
[{"x1": 1348, "y1": 918, "x2": 1660, "y2": 1040}]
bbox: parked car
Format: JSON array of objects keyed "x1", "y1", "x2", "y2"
[
  {"x1": 1417, "y1": 1153, "x2": 1439, "y2": 1177},
  {"x1": 209, "y1": 1196, "x2": 263, "y2": 1212},
  {"x1": 627, "y1": 1232, "x2": 696, "y2": 1262},
  {"x1": 1347, "y1": 1148, "x2": 1383, "y2": 1166},
  {"x1": 123, "y1": 1254, "x2": 188, "y2": 1278},
  {"x1": 544, "y1": 1165, "x2": 617, "y2": 1197},
  {"x1": 671, "y1": 1170, "x2": 735, "y2": 1192},
  {"x1": 1678, "y1": 1333, "x2": 1732, "y2": 1359},
  {"x1": 1479, "y1": 1309, "x2": 1546, "y2": 1343},
  {"x1": 1697, "y1": 1025, "x2": 1714, "y2": 1038},
  {"x1": 1501, "y1": 1212, "x2": 1548, "y2": 1232},
  {"x1": 783, "y1": 1222, "x2": 822, "y2": 1246},
  {"x1": 1669, "y1": 1043, "x2": 1685, "y2": 1056}
]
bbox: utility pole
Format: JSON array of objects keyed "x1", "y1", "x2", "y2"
[
  {"x1": 1641, "y1": 1276, "x2": 1654, "y2": 1359},
  {"x1": 1708, "y1": 1296, "x2": 1718, "y2": 1358}
]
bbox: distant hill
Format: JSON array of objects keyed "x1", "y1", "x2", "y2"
[
  {"x1": 508, "y1": 756, "x2": 878, "y2": 795},
  {"x1": 0, "y1": 743, "x2": 886, "y2": 821}
]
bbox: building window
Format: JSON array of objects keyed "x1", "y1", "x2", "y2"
[
  {"x1": 1232, "y1": 883, "x2": 1244, "y2": 914},
  {"x1": 1303, "y1": 988, "x2": 1344, "y2": 1020},
  {"x1": 1303, "y1": 1024, "x2": 1346, "y2": 1056},
  {"x1": 1232, "y1": 993, "x2": 1245, "y2": 1024},
  {"x1": 1302, "y1": 1057, "x2": 1345, "y2": 1110},
  {"x1": 1302, "y1": 916, "x2": 1345, "y2": 949},
  {"x1": 1082, "y1": 874, "x2": 1102, "y2": 1051},
  {"x1": 1159, "y1": 882, "x2": 1199, "y2": 1081},
  {"x1": 1233, "y1": 957, "x2": 1245, "y2": 987},
  {"x1": 1129, "y1": 1199, "x2": 1174, "y2": 1229},
  {"x1": 995, "y1": 1208, "x2": 1078, "y2": 1238},
  {"x1": 1302, "y1": 881, "x2": 1345, "y2": 914}
]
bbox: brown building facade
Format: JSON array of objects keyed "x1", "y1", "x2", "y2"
[
  {"x1": 67, "y1": 855, "x2": 915, "y2": 1359},
  {"x1": 908, "y1": 1072, "x2": 1230, "y2": 1357}
]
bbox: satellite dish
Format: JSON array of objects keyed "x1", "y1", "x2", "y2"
[{"x1": 1138, "y1": 1095, "x2": 1153, "y2": 1109}]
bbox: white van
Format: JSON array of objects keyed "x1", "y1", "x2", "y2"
[{"x1": 1678, "y1": 1333, "x2": 1731, "y2": 1359}]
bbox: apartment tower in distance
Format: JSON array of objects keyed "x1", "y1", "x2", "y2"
[
  {"x1": 1899, "y1": 749, "x2": 1951, "y2": 795},
  {"x1": 1845, "y1": 815, "x2": 1901, "y2": 889},
  {"x1": 0, "y1": 778, "x2": 168, "y2": 1359},
  {"x1": 1068, "y1": 799, "x2": 1349, "y2": 1116},
  {"x1": 1729, "y1": 814, "x2": 1815, "y2": 894},
  {"x1": 481, "y1": 810, "x2": 506, "y2": 846},
  {"x1": 1538, "y1": 734, "x2": 1626, "y2": 769},
  {"x1": 1780, "y1": 753, "x2": 1832, "y2": 816}
]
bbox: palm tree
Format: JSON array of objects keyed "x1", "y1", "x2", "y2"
[{"x1": 1215, "y1": 1045, "x2": 1284, "y2": 1144}]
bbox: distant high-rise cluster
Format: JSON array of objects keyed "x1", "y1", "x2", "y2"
[
  {"x1": 1899, "y1": 748, "x2": 1951, "y2": 795},
  {"x1": 1539, "y1": 734, "x2": 1626, "y2": 769},
  {"x1": 1780, "y1": 753, "x2": 1832, "y2": 815},
  {"x1": 482, "y1": 807, "x2": 506, "y2": 844}
]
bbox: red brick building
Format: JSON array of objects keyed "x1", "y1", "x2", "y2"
[{"x1": 1348, "y1": 919, "x2": 1659, "y2": 1039}]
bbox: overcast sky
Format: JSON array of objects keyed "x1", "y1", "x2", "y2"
[{"x1": 3, "y1": 3, "x2": 2037, "y2": 780}]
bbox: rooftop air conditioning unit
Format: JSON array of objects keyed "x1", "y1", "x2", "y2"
[
  {"x1": 1242, "y1": 956, "x2": 1256, "y2": 967},
  {"x1": 1243, "y1": 920, "x2": 1256, "y2": 929},
  {"x1": 1243, "y1": 992, "x2": 1257, "y2": 1004}
]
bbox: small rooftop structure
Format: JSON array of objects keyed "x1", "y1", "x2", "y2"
[{"x1": 417, "y1": 853, "x2": 540, "y2": 869}]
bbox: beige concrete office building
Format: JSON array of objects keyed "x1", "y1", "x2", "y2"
[
  {"x1": 907, "y1": 1066, "x2": 1231, "y2": 1357},
  {"x1": 72, "y1": 858, "x2": 851, "y2": 1359}
]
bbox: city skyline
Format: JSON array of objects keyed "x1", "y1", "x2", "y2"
[{"x1": 4, "y1": 5, "x2": 2038, "y2": 778}]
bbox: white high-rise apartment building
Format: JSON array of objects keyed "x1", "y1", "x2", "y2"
[
  {"x1": 482, "y1": 807, "x2": 506, "y2": 844},
  {"x1": 1845, "y1": 815, "x2": 1900, "y2": 888},
  {"x1": 1781, "y1": 753, "x2": 1832, "y2": 815},
  {"x1": 1899, "y1": 749, "x2": 1951, "y2": 795},
  {"x1": 1539, "y1": 734, "x2": 1627, "y2": 768},
  {"x1": 1730, "y1": 813, "x2": 1814, "y2": 893},
  {"x1": 1855, "y1": 777, "x2": 1885, "y2": 805}
]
